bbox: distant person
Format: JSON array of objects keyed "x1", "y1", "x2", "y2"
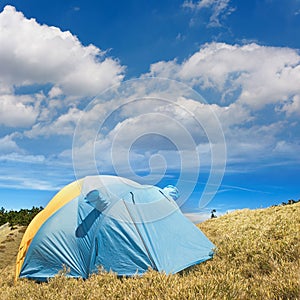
[{"x1": 211, "y1": 209, "x2": 217, "y2": 219}]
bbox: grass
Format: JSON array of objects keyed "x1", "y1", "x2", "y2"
[
  {"x1": 0, "y1": 203, "x2": 299, "y2": 299},
  {"x1": 0, "y1": 225, "x2": 23, "y2": 270}
]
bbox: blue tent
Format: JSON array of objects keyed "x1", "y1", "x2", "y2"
[{"x1": 16, "y1": 175, "x2": 215, "y2": 281}]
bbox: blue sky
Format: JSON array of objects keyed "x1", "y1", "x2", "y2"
[{"x1": 0, "y1": 0, "x2": 299, "y2": 222}]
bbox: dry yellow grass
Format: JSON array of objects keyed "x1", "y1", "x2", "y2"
[
  {"x1": 0, "y1": 203, "x2": 299, "y2": 299},
  {"x1": 0, "y1": 225, "x2": 24, "y2": 270}
]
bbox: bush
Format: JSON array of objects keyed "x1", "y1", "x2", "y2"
[{"x1": 0, "y1": 206, "x2": 43, "y2": 227}]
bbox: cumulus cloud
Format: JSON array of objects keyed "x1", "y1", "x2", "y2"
[
  {"x1": 0, "y1": 4, "x2": 299, "y2": 195},
  {"x1": 70, "y1": 79, "x2": 227, "y2": 208},
  {"x1": 149, "y1": 42, "x2": 300, "y2": 111},
  {"x1": 0, "y1": 93, "x2": 42, "y2": 127},
  {"x1": 48, "y1": 86, "x2": 63, "y2": 98},
  {"x1": 73, "y1": 97, "x2": 206, "y2": 177},
  {"x1": 281, "y1": 95, "x2": 300, "y2": 116},
  {"x1": 0, "y1": 5, "x2": 124, "y2": 97},
  {"x1": 25, "y1": 107, "x2": 83, "y2": 138},
  {"x1": 70, "y1": 73, "x2": 299, "y2": 180},
  {"x1": 143, "y1": 44, "x2": 300, "y2": 171},
  {"x1": 0, "y1": 3, "x2": 126, "y2": 154},
  {"x1": 0, "y1": 133, "x2": 21, "y2": 154}
]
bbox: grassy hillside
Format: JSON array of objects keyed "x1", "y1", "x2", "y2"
[
  {"x1": 0, "y1": 224, "x2": 25, "y2": 270},
  {"x1": 0, "y1": 203, "x2": 299, "y2": 300}
]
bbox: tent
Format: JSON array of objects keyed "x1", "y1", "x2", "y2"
[{"x1": 16, "y1": 175, "x2": 215, "y2": 281}]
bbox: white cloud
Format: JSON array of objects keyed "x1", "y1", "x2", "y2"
[
  {"x1": 0, "y1": 3, "x2": 126, "y2": 156},
  {"x1": 183, "y1": 0, "x2": 234, "y2": 27},
  {"x1": 144, "y1": 44, "x2": 300, "y2": 171},
  {"x1": 70, "y1": 81, "x2": 227, "y2": 202},
  {"x1": 0, "y1": 5, "x2": 124, "y2": 97},
  {"x1": 149, "y1": 42, "x2": 300, "y2": 111},
  {"x1": 148, "y1": 60, "x2": 180, "y2": 79},
  {"x1": 272, "y1": 140, "x2": 300, "y2": 158},
  {"x1": 0, "y1": 2, "x2": 298, "y2": 197},
  {"x1": 0, "y1": 93, "x2": 41, "y2": 127},
  {"x1": 0, "y1": 174, "x2": 61, "y2": 191},
  {"x1": 0, "y1": 153, "x2": 45, "y2": 164},
  {"x1": 48, "y1": 86, "x2": 63, "y2": 98},
  {"x1": 144, "y1": 55, "x2": 300, "y2": 171},
  {"x1": 0, "y1": 133, "x2": 21, "y2": 154},
  {"x1": 183, "y1": 212, "x2": 211, "y2": 223},
  {"x1": 281, "y1": 95, "x2": 300, "y2": 116},
  {"x1": 0, "y1": 82, "x2": 13, "y2": 95},
  {"x1": 25, "y1": 107, "x2": 83, "y2": 138}
]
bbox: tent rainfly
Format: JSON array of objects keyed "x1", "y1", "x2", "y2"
[{"x1": 16, "y1": 175, "x2": 215, "y2": 281}]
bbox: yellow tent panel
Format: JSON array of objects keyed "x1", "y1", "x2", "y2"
[{"x1": 15, "y1": 179, "x2": 83, "y2": 281}]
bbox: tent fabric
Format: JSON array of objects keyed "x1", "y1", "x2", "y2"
[
  {"x1": 15, "y1": 179, "x2": 83, "y2": 279},
  {"x1": 16, "y1": 175, "x2": 215, "y2": 281}
]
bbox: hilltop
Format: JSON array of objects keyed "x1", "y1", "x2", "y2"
[{"x1": 0, "y1": 202, "x2": 299, "y2": 299}]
